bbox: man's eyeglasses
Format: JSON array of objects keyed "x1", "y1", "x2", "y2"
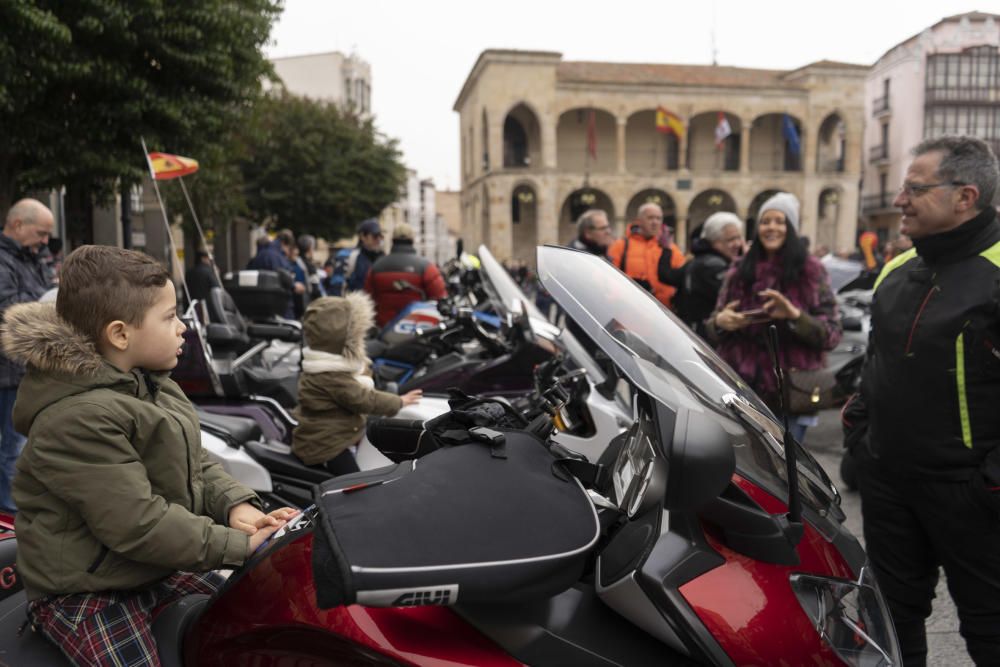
[
  {"x1": 898, "y1": 181, "x2": 966, "y2": 197},
  {"x1": 592, "y1": 225, "x2": 611, "y2": 232}
]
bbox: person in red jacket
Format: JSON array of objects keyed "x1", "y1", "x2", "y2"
[
  {"x1": 365, "y1": 223, "x2": 448, "y2": 327},
  {"x1": 607, "y1": 203, "x2": 686, "y2": 309}
]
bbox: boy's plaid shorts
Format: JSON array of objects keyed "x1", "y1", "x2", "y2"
[{"x1": 26, "y1": 571, "x2": 220, "y2": 667}]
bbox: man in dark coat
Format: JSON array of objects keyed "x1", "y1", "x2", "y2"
[
  {"x1": 185, "y1": 250, "x2": 220, "y2": 303},
  {"x1": 0, "y1": 198, "x2": 54, "y2": 512},
  {"x1": 365, "y1": 223, "x2": 447, "y2": 327},
  {"x1": 858, "y1": 136, "x2": 1000, "y2": 665},
  {"x1": 568, "y1": 209, "x2": 614, "y2": 259}
]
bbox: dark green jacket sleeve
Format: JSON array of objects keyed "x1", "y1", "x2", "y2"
[
  {"x1": 32, "y1": 403, "x2": 250, "y2": 570},
  {"x1": 199, "y1": 449, "x2": 261, "y2": 525}
]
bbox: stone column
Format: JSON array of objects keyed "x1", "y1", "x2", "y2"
[
  {"x1": 679, "y1": 123, "x2": 689, "y2": 170},
  {"x1": 803, "y1": 120, "x2": 818, "y2": 175},
  {"x1": 616, "y1": 118, "x2": 627, "y2": 173},
  {"x1": 542, "y1": 114, "x2": 557, "y2": 169},
  {"x1": 740, "y1": 121, "x2": 751, "y2": 174},
  {"x1": 92, "y1": 193, "x2": 123, "y2": 249}
]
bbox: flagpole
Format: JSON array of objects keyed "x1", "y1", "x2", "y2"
[
  {"x1": 177, "y1": 176, "x2": 224, "y2": 292},
  {"x1": 140, "y1": 136, "x2": 192, "y2": 308}
]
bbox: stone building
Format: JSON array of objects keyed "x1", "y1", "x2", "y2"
[
  {"x1": 862, "y1": 12, "x2": 1000, "y2": 236},
  {"x1": 454, "y1": 50, "x2": 866, "y2": 262}
]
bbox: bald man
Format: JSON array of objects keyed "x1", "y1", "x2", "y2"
[
  {"x1": 0, "y1": 198, "x2": 54, "y2": 512},
  {"x1": 607, "y1": 203, "x2": 686, "y2": 308}
]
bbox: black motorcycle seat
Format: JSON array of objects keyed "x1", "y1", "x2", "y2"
[
  {"x1": 240, "y1": 366, "x2": 299, "y2": 408},
  {"x1": 196, "y1": 409, "x2": 262, "y2": 446},
  {"x1": 365, "y1": 339, "x2": 387, "y2": 359},
  {"x1": 0, "y1": 590, "x2": 210, "y2": 667},
  {"x1": 152, "y1": 594, "x2": 211, "y2": 667},
  {"x1": 244, "y1": 440, "x2": 333, "y2": 485},
  {"x1": 0, "y1": 591, "x2": 68, "y2": 665}
]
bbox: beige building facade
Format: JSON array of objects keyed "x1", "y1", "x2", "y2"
[{"x1": 454, "y1": 50, "x2": 866, "y2": 262}]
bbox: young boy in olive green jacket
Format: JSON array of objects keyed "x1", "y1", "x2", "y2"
[{"x1": 2, "y1": 245, "x2": 295, "y2": 666}]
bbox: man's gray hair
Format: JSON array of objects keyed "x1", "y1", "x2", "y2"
[
  {"x1": 701, "y1": 211, "x2": 745, "y2": 242},
  {"x1": 576, "y1": 209, "x2": 608, "y2": 238},
  {"x1": 4, "y1": 198, "x2": 47, "y2": 228},
  {"x1": 914, "y1": 135, "x2": 999, "y2": 209}
]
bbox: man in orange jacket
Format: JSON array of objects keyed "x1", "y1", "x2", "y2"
[{"x1": 608, "y1": 203, "x2": 686, "y2": 309}]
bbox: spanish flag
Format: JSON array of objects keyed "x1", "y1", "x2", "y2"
[
  {"x1": 655, "y1": 107, "x2": 685, "y2": 138},
  {"x1": 147, "y1": 152, "x2": 199, "y2": 180}
]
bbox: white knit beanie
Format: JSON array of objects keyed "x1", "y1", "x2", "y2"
[{"x1": 758, "y1": 192, "x2": 800, "y2": 231}]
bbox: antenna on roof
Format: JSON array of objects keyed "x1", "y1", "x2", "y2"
[{"x1": 710, "y1": 0, "x2": 718, "y2": 66}]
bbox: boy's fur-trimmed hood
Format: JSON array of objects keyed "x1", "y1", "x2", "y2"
[
  {"x1": 2, "y1": 302, "x2": 105, "y2": 376},
  {"x1": 301, "y1": 292, "x2": 374, "y2": 361}
]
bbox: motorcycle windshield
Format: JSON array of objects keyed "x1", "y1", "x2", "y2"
[
  {"x1": 536, "y1": 245, "x2": 837, "y2": 518},
  {"x1": 478, "y1": 246, "x2": 607, "y2": 384}
]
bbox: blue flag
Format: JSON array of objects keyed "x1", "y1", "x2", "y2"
[{"x1": 782, "y1": 114, "x2": 801, "y2": 155}]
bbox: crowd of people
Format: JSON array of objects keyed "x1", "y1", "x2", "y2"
[{"x1": 0, "y1": 133, "x2": 996, "y2": 665}]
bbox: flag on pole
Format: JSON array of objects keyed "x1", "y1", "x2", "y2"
[
  {"x1": 781, "y1": 114, "x2": 801, "y2": 155},
  {"x1": 586, "y1": 110, "x2": 597, "y2": 160},
  {"x1": 714, "y1": 111, "x2": 732, "y2": 148},
  {"x1": 146, "y1": 151, "x2": 199, "y2": 180},
  {"x1": 655, "y1": 107, "x2": 685, "y2": 138}
]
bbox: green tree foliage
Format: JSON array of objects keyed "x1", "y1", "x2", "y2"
[
  {"x1": 0, "y1": 0, "x2": 281, "y2": 211},
  {"x1": 239, "y1": 93, "x2": 406, "y2": 240}
]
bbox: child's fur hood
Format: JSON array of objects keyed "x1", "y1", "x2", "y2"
[
  {"x1": 301, "y1": 292, "x2": 374, "y2": 362},
  {"x1": 2, "y1": 302, "x2": 105, "y2": 376}
]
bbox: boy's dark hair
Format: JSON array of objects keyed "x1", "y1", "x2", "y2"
[{"x1": 57, "y1": 245, "x2": 171, "y2": 345}]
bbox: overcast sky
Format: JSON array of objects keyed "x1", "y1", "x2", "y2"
[{"x1": 267, "y1": 1, "x2": 997, "y2": 190}]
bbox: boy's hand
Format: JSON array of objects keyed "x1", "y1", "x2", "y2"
[
  {"x1": 248, "y1": 521, "x2": 286, "y2": 553},
  {"x1": 229, "y1": 503, "x2": 300, "y2": 535},
  {"x1": 255, "y1": 507, "x2": 299, "y2": 530},
  {"x1": 400, "y1": 389, "x2": 422, "y2": 407}
]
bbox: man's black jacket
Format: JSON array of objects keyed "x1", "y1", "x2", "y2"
[
  {"x1": 0, "y1": 235, "x2": 50, "y2": 388},
  {"x1": 861, "y1": 207, "x2": 1000, "y2": 480}
]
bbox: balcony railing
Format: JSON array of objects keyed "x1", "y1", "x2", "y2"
[
  {"x1": 869, "y1": 144, "x2": 888, "y2": 163},
  {"x1": 925, "y1": 87, "x2": 1000, "y2": 104},
  {"x1": 862, "y1": 193, "x2": 895, "y2": 215},
  {"x1": 872, "y1": 95, "x2": 890, "y2": 116}
]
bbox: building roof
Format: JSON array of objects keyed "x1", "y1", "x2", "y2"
[
  {"x1": 557, "y1": 61, "x2": 790, "y2": 89},
  {"x1": 455, "y1": 49, "x2": 868, "y2": 109},
  {"x1": 875, "y1": 11, "x2": 1000, "y2": 63}
]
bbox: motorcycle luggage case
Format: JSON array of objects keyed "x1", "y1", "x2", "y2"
[
  {"x1": 223, "y1": 270, "x2": 291, "y2": 319},
  {"x1": 312, "y1": 430, "x2": 600, "y2": 608}
]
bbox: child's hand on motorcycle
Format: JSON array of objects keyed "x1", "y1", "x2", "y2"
[
  {"x1": 400, "y1": 389, "x2": 422, "y2": 406},
  {"x1": 253, "y1": 507, "x2": 299, "y2": 530},
  {"x1": 248, "y1": 520, "x2": 286, "y2": 553},
  {"x1": 229, "y1": 503, "x2": 298, "y2": 536}
]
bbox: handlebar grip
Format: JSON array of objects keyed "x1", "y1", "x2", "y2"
[{"x1": 366, "y1": 418, "x2": 432, "y2": 462}]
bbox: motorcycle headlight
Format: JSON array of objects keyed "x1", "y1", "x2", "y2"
[{"x1": 790, "y1": 566, "x2": 901, "y2": 666}]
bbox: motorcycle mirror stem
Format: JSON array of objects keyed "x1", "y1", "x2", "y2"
[{"x1": 766, "y1": 325, "x2": 804, "y2": 546}]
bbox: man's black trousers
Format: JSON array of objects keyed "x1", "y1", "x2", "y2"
[{"x1": 858, "y1": 459, "x2": 1000, "y2": 666}]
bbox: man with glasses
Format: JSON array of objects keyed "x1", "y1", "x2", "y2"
[
  {"x1": 857, "y1": 136, "x2": 1000, "y2": 665},
  {"x1": 569, "y1": 209, "x2": 614, "y2": 259}
]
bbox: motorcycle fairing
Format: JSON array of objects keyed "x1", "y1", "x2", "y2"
[{"x1": 311, "y1": 431, "x2": 599, "y2": 609}]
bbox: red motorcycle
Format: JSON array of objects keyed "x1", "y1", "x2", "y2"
[{"x1": 0, "y1": 246, "x2": 899, "y2": 666}]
